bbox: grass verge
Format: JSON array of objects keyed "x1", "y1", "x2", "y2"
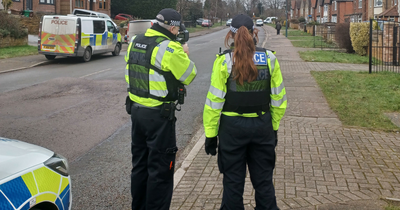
[
  {"x1": 311, "y1": 70, "x2": 400, "y2": 131},
  {"x1": 291, "y1": 38, "x2": 336, "y2": 48},
  {"x1": 386, "y1": 205, "x2": 400, "y2": 210},
  {"x1": 299, "y1": 50, "x2": 369, "y2": 64},
  {"x1": 284, "y1": 30, "x2": 311, "y2": 36},
  {"x1": 0, "y1": 45, "x2": 38, "y2": 59}
]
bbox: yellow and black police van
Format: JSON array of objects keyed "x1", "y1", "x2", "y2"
[
  {"x1": 0, "y1": 137, "x2": 71, "y2": 210},
  {"x1": 38, "y1": 11, "x2": 122, "y2": 62}
]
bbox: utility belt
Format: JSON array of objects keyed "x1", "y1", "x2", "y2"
[
  {"x1": 222, "y1": 103, "x2": 270, "y2": 116},
  {"x1": 125, "y1": 96, "x2": 176, "y2": 120}
]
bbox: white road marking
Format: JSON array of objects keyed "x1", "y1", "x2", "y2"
[{"x1": 80, "y1": 68, "x2": 112, "y2": 78}]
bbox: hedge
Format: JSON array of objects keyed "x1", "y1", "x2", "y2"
[{"x1": 350, "y1": 22, "x2": 369, "y2": 56}]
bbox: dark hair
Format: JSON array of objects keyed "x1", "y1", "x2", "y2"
[{"x1": 224, "y1": 27, "x2": 259, "y2": 85}]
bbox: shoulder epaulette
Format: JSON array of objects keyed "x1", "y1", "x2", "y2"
[{"x1": 219, "y1": 49, "x2": 232, "y2": 56}]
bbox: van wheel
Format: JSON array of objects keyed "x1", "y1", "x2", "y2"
[
  {"x1": 45, "y1": 55, "x2": 56, "y2": 60},
  {"x1": 82, "y1": 47, "x2": 92, "y2": 62},
  {"x1": 112, "y1": 43, "x2": 121, "y2": 56}
]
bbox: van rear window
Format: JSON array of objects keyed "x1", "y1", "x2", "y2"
[
  {"x1": 43, "y1": 18, "x2": 76, "y2": 34},
  {"x1": 93, "y1": 20, "x2": 105, "y2": 34}
]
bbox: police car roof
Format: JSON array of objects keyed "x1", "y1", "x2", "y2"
[{"x1": 0, "y1": 137, "x2": 54, "y2": 181}]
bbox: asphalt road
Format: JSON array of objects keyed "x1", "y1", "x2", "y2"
[{"x1": 0, "y1": 26, "x2": 267, "y2": 209}]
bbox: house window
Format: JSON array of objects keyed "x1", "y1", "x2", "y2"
[
  {"x1": 39, "y1": 0, "x2": 54, "y2": 4},
  {"x1": 359, "y1": 0, "x2": 362, "y2": 8},
  {"x1": 375, "y1": 0, "x2": 382, "y2": 6},
  {"x1": 99, "y1": 0, "x2": 107, "y2": 9},
  {"x1": 75, "y1": 0, "x2": 84, "y2": 7},
  {"x1": 332, "y1": 15, "x2": 337, "y2": 23},
  {"x1": 334, "y1": 1, "x2": 337, "y2": 10}
]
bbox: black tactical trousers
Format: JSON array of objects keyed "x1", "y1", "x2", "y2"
[
  {"x1": 130, "y1": 105, "x2": 177, "y2": 210},
  {"x1": 218, "y1": 112, "x2": 279, "y2": 210}
]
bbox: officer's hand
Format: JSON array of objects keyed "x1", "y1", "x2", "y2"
[
  {"x1": 205, "y1": 136, "x2": 218, "y2": 156},
  {"x1": 274, "y1": 130, "x2": 278, "y2": 146},
  {"x1": 182, "y1": 43, "x2": 189, "y2": 56}
]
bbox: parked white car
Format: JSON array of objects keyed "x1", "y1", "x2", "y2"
[
  {"x1": 256, "y1": 19, "x2": 264, "y2": 26},
  {"x1": 0, "y1": 137, "x2": 72, "y2": 210}
]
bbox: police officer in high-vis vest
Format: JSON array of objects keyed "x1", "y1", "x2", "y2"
[
  {"x1": 203, "y1": 14, "x2": 287, "y2": 210},
  {"x1": 125, "y1": 8, "x2": 197, "y2": 210}
]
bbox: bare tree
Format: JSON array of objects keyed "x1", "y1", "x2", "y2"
[{"x1": 262, "y1": 0, "x2": 285, "y2": 17}]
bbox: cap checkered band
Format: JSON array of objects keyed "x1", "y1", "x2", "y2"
[
  {"x1": 170, "y1": 20, "x2": 181, "y2": 26},
  {"x1": 230, "y1": 25, "x2": 254, "y2": 33},
  {"x1": 230, "y1": 25, "x2": 238, "y2": 33}
]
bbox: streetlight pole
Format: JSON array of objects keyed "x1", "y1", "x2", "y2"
[{"x1": 285, "y1": 0, "x2": 288, "y2": 37}]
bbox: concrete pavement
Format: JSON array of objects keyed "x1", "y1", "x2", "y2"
[
  {"x1": 0, "y1": 25, "x2": 228, "y2": 74},
  {"x1": 170, "y1": 25, "x2": 400, "y2": 209}
]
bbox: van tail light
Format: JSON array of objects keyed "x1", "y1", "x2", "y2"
[
  {"x1": 75, "y1": 18, "x2": 81, "y2": 53},
  {"x1": 38, "y1": 17, "x2": 43, "y2": 51}
]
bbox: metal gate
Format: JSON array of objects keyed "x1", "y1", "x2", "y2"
[
  {"x1": 314, "y1": 23, "x2": 338, "y2": 49},
  {"x1": 369, "y1": 19, "x2": 400, "y2": 73}
]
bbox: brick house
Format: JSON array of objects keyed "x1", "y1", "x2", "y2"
[
  {"x1": 322, "y1": 0, "x2": 330, "y2": 22},
  {"x1": 330, "y1": 0, "x2": 338, "y2": 22},
  {"x1": 310, "y1": 0, "x2": 318, "y2": 21},
  {"x1": 296, "y1": 0, "x2": 301, "y2": 18},
  {"x1": 334, "y1": 0, "x2": 353, "y2": 23},
  {"x1": 291, "y1": 0, "x2": 297, "y2": 19},
  {"x1": 300, "y1": 0, "x2": 312, "y2": 21},
  {"x1": 300, "y1": 0, "x2": 305, "y2": 18},
  {"x1": 377, "y1": 5, "x2": 399, "y2": 20},
  {"x1": 346, "y1": 0, "x2": 366, "y2": 22},
  {"x1": 7, "y1": 0, "x2": 110, "y2": 16},
  {"x1": 315, "y1": 0, "x2": 324, "y2": 22}
]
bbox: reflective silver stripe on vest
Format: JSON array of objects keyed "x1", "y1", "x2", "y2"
[
  {"x1": 149, "y1": 71, "x2": 166, "y2": 82},
  {"x1": 226, "y1": 53, "x2": 232, "y2": 74},
  {"x1": 205, "y1": 98, "x2": 224, "y2": 109},
  {"x1": 271, "y1": 81, "x2": 285, "y2": 95},
  {"x1": 209, "y1": 85, "x2": 226, "y2": 99},
  {"x1": 150, "y1": 89, "x2": 168, "y2": 97},
  {"x1": 179, "y1": 61, "x2": 195, "y2": 82},
  {"x1": 267, "y1": 50, "x2": 276, "y2": 75},
  {"x1": 271, "y1": 94, "x2": 287, "y2": 107},
  {"x1": 154, "y1": 40, "x2": 171, "y2": 69}
]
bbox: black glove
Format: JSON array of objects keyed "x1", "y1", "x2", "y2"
[
  {"x1": 205, "y1": 136, "x2": 218, "y2": 156},
  {"x1": 274, "y1": 130, "x2": 278, "y2": 146}
]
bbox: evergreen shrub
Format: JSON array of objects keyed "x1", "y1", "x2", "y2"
[{"x1": 350, "y1": 22, "x2": 369, "y2": 56}]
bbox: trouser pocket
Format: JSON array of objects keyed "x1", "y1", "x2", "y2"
[{"x1": 125, "y1": 95, "x2": 133, "y2": 115}]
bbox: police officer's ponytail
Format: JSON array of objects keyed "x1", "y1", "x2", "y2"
[{"x1": 231, "y1": 26, "x2": 258, "y2": 85}]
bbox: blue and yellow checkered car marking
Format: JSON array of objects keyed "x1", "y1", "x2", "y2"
[{"x1": 0, "y1": 166, "x2": 70, "y2": 210}]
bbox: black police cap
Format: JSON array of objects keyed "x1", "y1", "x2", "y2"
[
  {"x1": 156, "y1": 8, "x2": 181, "y2": 26},
  {"x1": 230, "y1": 14, "x2": 254, "y2": 33}
]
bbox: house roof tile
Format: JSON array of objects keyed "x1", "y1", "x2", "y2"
[{"x1": 378, "y1": 5, "x2": 399, "y2": 17}]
